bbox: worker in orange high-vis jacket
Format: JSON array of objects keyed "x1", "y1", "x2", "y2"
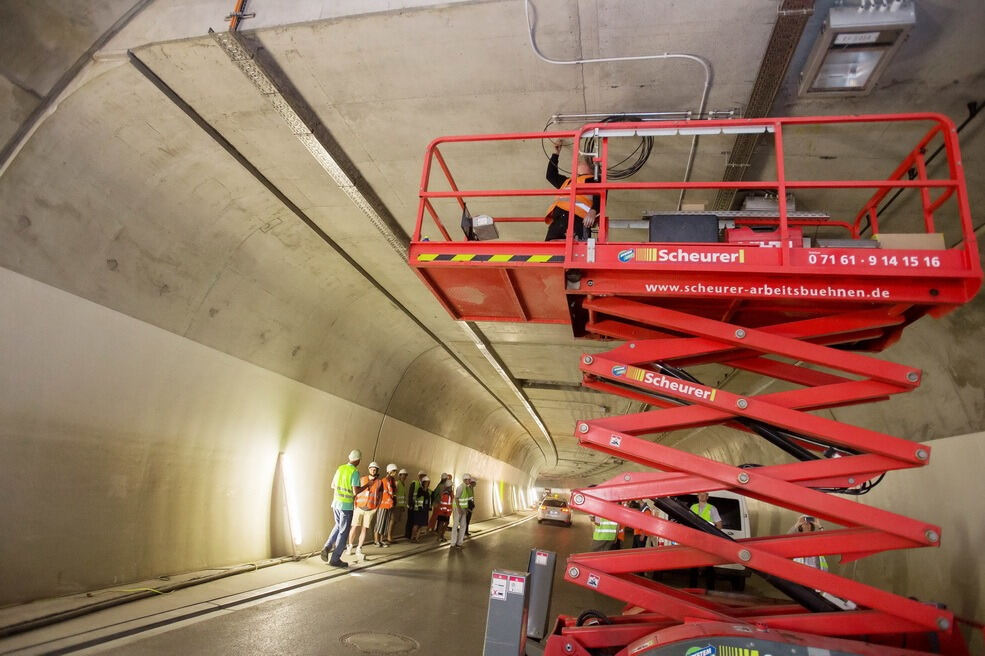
[
  {"x1": 433, "y1": 482, "x2": 454, "y2": 543},
  {"x1": 346, "y1": 462, "x2": 383, "y2": 559},
  {"x1": 544, "y1": 140, "x2": 600, "y2": 241},
  {"x1": 373, "y1": 464, "x2": 398, "y2": 548}
]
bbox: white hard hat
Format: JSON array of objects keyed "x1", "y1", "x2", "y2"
[
  {"x1": 418, "y1": 470, "x2": 426, "y2": 476},
  {"x1": 463, "y1": 473, "x2": 472, "y2": 481},
  {"x1": 422, "y1": 476, "x2": 431, "y2": 482},
  {"x1": 398, "y1": 468, "x2": 408, "y2": 475},
  {"x1": 386, "y1": 463, "x2": 398, "y2": 472},
  {"x1": 348, "y1": 449, "x2": 362, "y2": 462},
  {"x1": 368, "y1": 461, "x2": 380, "y2": 469},
  {"x1": 441, "y1": 472, "x2": 449, "y2": 479}
]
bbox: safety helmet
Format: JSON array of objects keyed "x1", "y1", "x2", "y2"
[
  {"x1": 462, "y1": 473, "x2": 472, "y2": 481},
  {"x1": 368, "y1": 461, "x2": 380, "y2": 470},
  {"x1": 398, "y1": 468, "x2": 408, "y2": 475},
  {"x1": 386, "y1": 463, "x2": 398, "y2": 473},
  {"x1": 422, "y1": 476, "x2": 431, "y2": 482},
  {"x1": 348, "y1": 449, "x2": 362, "y2": 462},
  {"x1": 418, "y1": 470, "x2": 426, "y2": 476}
]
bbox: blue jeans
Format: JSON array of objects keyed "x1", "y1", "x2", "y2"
[{"x1": 323, "y1": 507, "x2": 353, "y2": 562}]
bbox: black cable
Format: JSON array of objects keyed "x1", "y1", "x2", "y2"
[{"x1": 542, "y1": 115, "x2": 654, "y2": 179}]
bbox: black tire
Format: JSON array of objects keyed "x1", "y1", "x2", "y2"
[{"x1": 575, "y1": 609, "x2": 610, "y2": 627}]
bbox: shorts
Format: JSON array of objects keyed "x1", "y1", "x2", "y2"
[
  {"x1": 375, "y1": 507, "x2": 392, "y2": 534},
  {"x1": 352, "y1": 506, "x2": 378, "y2": 529}
]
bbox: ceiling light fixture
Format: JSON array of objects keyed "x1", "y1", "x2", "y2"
[{"x1": 799, "y1": 1, "x2": 916, "y2": 97}]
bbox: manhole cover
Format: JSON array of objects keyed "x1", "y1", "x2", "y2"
[{"x1": 340, "y1": 632, "x2": 419, "y2": 654}]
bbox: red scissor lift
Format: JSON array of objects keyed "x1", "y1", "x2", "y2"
[{"x1": 410, "y1": 114, "x2": 982, "y2": 655}]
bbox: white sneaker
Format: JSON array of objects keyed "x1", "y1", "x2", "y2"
[
  {"x1": 344, "y1": 545, "x2": 353, "y2": 556},
  {"x1": 355, "y1": 548, "x2": 364, "y2": 557}
]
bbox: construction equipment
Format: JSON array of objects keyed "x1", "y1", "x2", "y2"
[{"x1": 410, "y1": 114, "x2": 982, "y2": 655}]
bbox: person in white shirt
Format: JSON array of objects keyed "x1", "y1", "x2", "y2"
[{"x1": 449, "y1": 474, "x2": 475, "y2": 549}]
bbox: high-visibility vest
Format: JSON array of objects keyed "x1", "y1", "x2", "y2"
[
  {"x1": 435, "y1": 490, "x2": 453, "y2": 517},
  {"x1": 593, "y1": 519, "x2": 619, "y2": 541},
  {"x1": 355, "y1": 476, "x2": 383, "y2": 510},
  {"x1": 457, "y1": 486, "x2": 474, "y2": 509},
  {"x1": 395, "y1": 480, "x2": 408, "y2": 508},
  {"x1": 379, "y1": 476, "x2": 396, "y2": 509},
  {"x1": 690, "y1": 503, "x2": 715, "y2": 524},
  {"x1": 332, "y1": 463, "x2": 358, "y2": 507},
  {"x1": 413, "y1": 484, "x2": 428, "y2": 510},
  {"x1": 546, "y1": 174, "x2": 594, "y2": 221}
]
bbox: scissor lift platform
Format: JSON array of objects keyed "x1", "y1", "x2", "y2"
[{"x1": 410, "y1": 114, "x2": 982, "y2": 655}]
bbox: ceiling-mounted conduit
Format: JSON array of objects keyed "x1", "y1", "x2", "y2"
[{"x1": 523, "y1": 0, "x2": 714, "y2": 210}]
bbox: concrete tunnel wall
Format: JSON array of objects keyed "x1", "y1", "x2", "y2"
[{"x1": 0, "y1": 267, "x2": 535, "y2": 606}]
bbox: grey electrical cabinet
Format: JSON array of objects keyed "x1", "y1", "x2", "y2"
[
  {"x1": 483, "y1": 569, "x2": 530, "y2": 656},
  {"x1": 526, "y1": 549, "x2": 556, "y2": 640}
]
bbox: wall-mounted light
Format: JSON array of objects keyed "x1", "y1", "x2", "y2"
[
  {"x1": 279, "y1": 452, "x2": 303, "y2": 549},
  {"x1": 799, "y1": 1, "x2": 916, "y2": 97}
]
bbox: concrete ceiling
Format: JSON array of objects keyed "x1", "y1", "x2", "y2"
[{"x1": 1, "y1": 0, "x2": 983, "y2": 482}]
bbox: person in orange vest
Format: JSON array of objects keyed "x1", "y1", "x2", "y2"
[
  {"x1": 433, "y1": 482, "x2": 454, "y2": 543},
  {"x1": 544, "y1": 140, "x2": 600, "y2": 241},
  {"x1": 428, "y1": 473, "x2": 451, "y2": 532},
  {"x1": 346, "y1": 462, "x2": 383, "y2": 558},
  {"x1": 373, "y1": 464, "x2": 399, "y2": 548}
]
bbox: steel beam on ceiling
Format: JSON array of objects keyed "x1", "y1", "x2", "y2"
[{"x1": 713, "y1": 0, "x2": 814, "y2": 210}]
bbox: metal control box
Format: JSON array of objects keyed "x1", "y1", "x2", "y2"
[
  {"x1": 483, "y1": 569, "x2": 530, "y2": 656},
  {"x1": 526, "y1": 549, "x2": 556, "y2": 640}
]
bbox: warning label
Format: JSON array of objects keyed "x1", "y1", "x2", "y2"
[
  {"x1": 490, "y1": 573, "x2": 507, "y2": 600},
  {"x1": 508, "y1": 575, "x2": 526, "y2": 595},
  {"x1": 535, "y1": 551, "x2": 549, "y2": 566}
]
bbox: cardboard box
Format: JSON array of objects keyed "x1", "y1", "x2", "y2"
[{"x1": 874, "y1": 233, "x2": 945, "y2": 250}]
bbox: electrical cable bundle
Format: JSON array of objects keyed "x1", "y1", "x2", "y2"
[{"x1": 543, "y1": 115, "x2": 653, "y2": 179}]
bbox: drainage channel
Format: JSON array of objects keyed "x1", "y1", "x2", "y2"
[{"x1": 5, "y1": 513, "x2": 535, "y2": 655}]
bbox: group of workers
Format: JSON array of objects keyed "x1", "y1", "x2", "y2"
[{"x1": 319, "y1": 449, "x2": 477, "y2": 568}]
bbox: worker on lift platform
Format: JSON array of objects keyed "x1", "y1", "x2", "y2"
[{"x1": 544, "y1": 140, "x2": 600, "y2": 241}]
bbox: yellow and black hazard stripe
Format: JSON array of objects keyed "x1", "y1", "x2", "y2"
[{"x1": 416, "y1": 253, "x2": 564, "y2": 263}]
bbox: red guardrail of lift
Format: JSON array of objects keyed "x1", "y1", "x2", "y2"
[{"x1": 415, "y1": 113, "x2": 979, "y2": 273}]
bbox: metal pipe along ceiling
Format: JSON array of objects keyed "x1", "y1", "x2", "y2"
[{"x1": 523, "y1": 0, "x2": 714, "y2": 210}]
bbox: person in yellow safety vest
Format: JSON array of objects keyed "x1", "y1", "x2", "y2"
[
  {"x1": 346, "y1": 462, "x2": 383, "y2": 558},
  {"x1": 410, "y1": 476, "x2": 432, "y2": 542},
  {"x1": 388, "y1": 468, "x2": 409, "y2": 544},
  {"x1": 405, "y1": 470, "x2": 426, "y2": 540},
  {"x1": 789, "y1": 515, "x2": 856, "y2": 609},
  {"x1": 690, "y1": 492, "x2": 724, "y2": 530},
  {"x1": 320, "y1": 449, "x2": 369, "y2": 568},
  {"x1": 790, "y1": 515, "x2": 830, "y2": 571},
  {"x1": 544, "y1": 140, "x2": 600, "y2": 241},
  {"x1": 689, "y1": 492, "x2": 723, "y2": 589},
  {"x1": 450, "y1": 473, "x2": 475, "y2": 549},
  {"x1": 591, "y1": 516, "x2": 620, "y2": 552}
]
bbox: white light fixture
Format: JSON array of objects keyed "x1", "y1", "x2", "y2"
[
  {"x1": 799, "y1": 1, "x2": 916, "y2": 97},
  {"x1": 280, "y1": 452, "x2": 303, "y2": 548}
]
